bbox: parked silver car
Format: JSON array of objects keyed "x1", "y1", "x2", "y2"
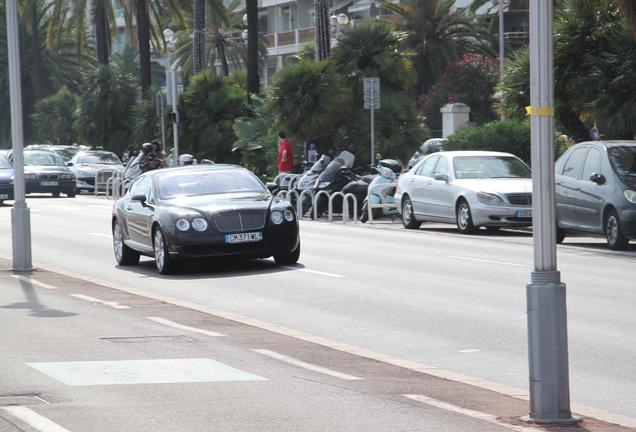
[
  {"x1": 555, "y1": 140, "x2": 636, "y2": 249},
  {"x1": 395, "y1": 151, "x2": 533, "y2": 233},
  {"x1": 68, "y1": 150, "x2": 123, "y2": 192}
]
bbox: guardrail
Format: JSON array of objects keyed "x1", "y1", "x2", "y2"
[
  {"x1": 367, "y1": 182, "x2": 397, "y2": 224},
  {"x1": 94, "y1": 168, "x2": 117, "y2": 196},
  {"x1": 105, "y1": 169, "x2": 130, "y2": 200},
  {"x1": 279, "y1": 189, "x2": 361, "y2": 223},
  {"x1": 327, "y1": 192, "x2": 358, "y2": 223}
]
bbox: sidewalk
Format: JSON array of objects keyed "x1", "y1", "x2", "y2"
[{"x1": 0, "y1": 257, "x2": 633, "y2": 432}]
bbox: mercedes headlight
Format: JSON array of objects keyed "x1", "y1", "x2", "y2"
[
  {"x1": 625, "y1": 189, "x2": 636, "y2": 204},
  {"x1": 477, "y1": 192, "x2": 504, "y2": 206},
  {"x1": 271, "y1": 210, "x2": 284, "y2": 225},
  {"x1": 176, "y1": 219, "x2": 190, "y2": 231},
  {"x1": 192, "y1": 217, "x2": 208, "y2": 232},
  {"x1": 284, "y1": 209, "x2": 295, "y2": 222}
]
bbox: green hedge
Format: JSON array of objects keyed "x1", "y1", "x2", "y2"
[{"x1": 444, "y1": 120, "x2": 567, "y2": 164}]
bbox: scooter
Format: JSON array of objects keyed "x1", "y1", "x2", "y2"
[
  {"x1": 295, "y1": 154, "x2": 332, "y2": 216},
  {"x1": 312, "y1": 151, "x2": 360, "y2": 219},
  {"x1": 360, "y1": 159, "x2": 403, "y2": 223}
]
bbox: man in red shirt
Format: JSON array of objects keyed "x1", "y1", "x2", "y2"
[{"x1": 277, "y1": 131, "x2": 294, "y2": 173}]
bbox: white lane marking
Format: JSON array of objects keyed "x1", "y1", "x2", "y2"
[
  {"x1": 146, "y1": 316, "x2": 226, "y2": 337},
  {"x1": 11, "y1": 275, "x2": 59, "y2": 290},
  {"x1": 403, "y1": 395, "x2": 545, "y2": 432},
  {"x1": 90, "y1": 233, "x2": 112, "y2": 238},
  {"x1": 448, "y1": 255, "x2": 527, "y2": 268},
  {"x1": 70, "y1": 294, "x2": 130, "y2": 309},
  {"x1": 253, "y1": 349, "x2": 363, "y2": 380},
  {"x1": 281, "y1": 266, "x2": 344, "y2": 278},
  {"x1": 458, "y1": 349, "x2": 480, "y2": 353},
  {"x1": 2, "y1": 406, "x2": 72, "y2": 432}
]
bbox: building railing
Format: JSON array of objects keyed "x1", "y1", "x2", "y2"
[{"x1": 264, "y1": 27, "x2": 316, "y2": 50}]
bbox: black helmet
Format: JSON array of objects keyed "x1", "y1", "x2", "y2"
[
  {"x1": 378, "y1": 159, "x2": 403, "y2": 174},
  {"x1": 141, "y1": 143, "x2": 152, "y2": 154}
]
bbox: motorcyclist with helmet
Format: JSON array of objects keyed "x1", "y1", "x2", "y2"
[{"x1": 140, "y1": 141, "x2": 165, "y2": 172}]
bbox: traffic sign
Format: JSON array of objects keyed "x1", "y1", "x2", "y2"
[{"x1": 363, "y1": 77, "x2": 380, "y2": 110}]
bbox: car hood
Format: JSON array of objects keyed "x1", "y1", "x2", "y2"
[
  {"x1": 161, "y1": 192, "x2": 273, "y2": 215},
  {"x1": 24, "y1": 166, "x2": 72, "y2": 174},
  {"x1": 452, "y1": 178, "x2": 532, "y2": 194},
  {"x1": 75, "y1": 164, "x2": 122, "y2": 172}
]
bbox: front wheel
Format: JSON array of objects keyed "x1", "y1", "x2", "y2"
[
  {"x1": 556, "y1": 227, "x2": 566, "y2": 244},
  {"x1": 113, "y1": 220, "x2": 140, "y2": 266},
  {"x1": 605, "y1": 209, "x2": 629, "y2": 250},
  {"x1": 456, "y1": 200, "x2": 477, "y2": 234},
  {"x1": 51, "y1": 191, "x2": 60, "y2": 197},
  {"x1": 153, "y1": 227, "x2": 178, "y2": 274},
  {"x1": 401, "y1": 196, "x2": 421, "y2": 229},
  {"x1": 274, "y1": 241, "x2": 300, "y2": 265},
  {"x1": 67, "y1": 191, "x2": 76, "y2": 198}
]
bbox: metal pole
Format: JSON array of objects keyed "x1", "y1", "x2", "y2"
[
  {"x1": 525, "y1": 0, "x2": 578, "y2": 424},
  {"x1": 370, "y1": 105, "x2": 375, "y2": 167},
  {"x1": 7, "y1": 0, "x2": 33, "y2": 272},
  {"x1": 170, "y1": 66, "x2": 179, "y2": 167},
  {"x1": 499, "y1": 0, "x2": 505, "y2": 120}
]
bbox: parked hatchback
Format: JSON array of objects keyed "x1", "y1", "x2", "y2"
[
  {"x1": 396, "y1": 151, "x2": 532, "y2": 233},
  {"x1": 555, "y1": 140, "x2": 636, "y2": 249}
]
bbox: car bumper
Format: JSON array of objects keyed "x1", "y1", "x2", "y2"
[
  {"x1": 166, "y1": 224, "x2": 300, "y2": 259},
  {"x1": 76, "y1": 177, "x2": 96, "y2": 191},
  {"x1": 618, "y1": 207, "x2": 636, "y2": 238},
  {"x1": 25, "y1": 179, "x2": 76, "y2": 194},
  {"x1": 0, "y1": 185, "x2": 14, "y2": 201},
  {"x1": 471, "y1": 203, "x2": 533, "y2": 227}
]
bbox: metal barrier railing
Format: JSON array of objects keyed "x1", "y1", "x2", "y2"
[
  {"x1": 367, "y1": 182, "x2": 397, "y2": 223},
  {"x1": 95, "y1": 168, "x2": 117, "y2": 196},
  {"x1": 327, "y1": 192, "x2": 358, "y2": 223},
  {"x1": 297, "y1": 190, "x2": 313, "y2": 220},
  {"x1": 277, "y1": 189, "x2": 359, "y2": 223}
]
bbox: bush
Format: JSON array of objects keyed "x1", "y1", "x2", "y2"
[
  {"x1": 444, "y1": 119, "x2": 567, "y2": 164},
  {"x1": 32, "y1": 87, "x2": 77, "y2": 146}
]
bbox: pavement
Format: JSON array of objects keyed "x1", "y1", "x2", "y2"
[{"x1": 0, "y1": 257, "x2": 634, "y2": 432}]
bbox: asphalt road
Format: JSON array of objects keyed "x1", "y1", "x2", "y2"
[{"x1": 1, "y1": 195, "x2": 635, "y2": 419}]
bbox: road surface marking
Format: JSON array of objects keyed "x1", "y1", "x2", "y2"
[
  {"x1": 448, "y1": 255, "x2": 527, "y2": 267},
  {"x1": 253, "y1": 349, "x2": 363, "y2": 380},
  {"x1": 70, "y1": 294, "x2": 130, "y2": 309},
  {"x1": 146, "y1": 316, "x2": 226, "y2": 337},
  {"x1": 403, "y1": 395, "x2": 544, "y2": 432},
  {"x1": 28, "y1": 358, "x2": 267, "y2": 385},
  {"x1": 11, "y1": 275, "x2": 58, "y2": 290},
  {"x1": 20, "y1": 259, "x2": 636, "y2": 429},
  {"x1": 90, "y1": 233, "x2": 112, "y2": 238},
  {"x1": 2, "y1": 406, "x2": 72, "y2": 432},
  {"x1": 458, "y1": 349, "x2": 480, "y2": 353},
  {"x1": 281, "y1": 266, "x2": 344, "y2": 278}
]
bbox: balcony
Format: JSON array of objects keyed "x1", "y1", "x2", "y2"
[{"x1": 264, "y1": 27, "x2": 316, "y2": 55}]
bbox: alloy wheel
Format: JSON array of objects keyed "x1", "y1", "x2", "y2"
[
  {"x1": 113, "y1": 222, "x2": 124, "y2": 262},
  {"x1": 458, "y1": 204, "x2": 470, "y2": 230},
  {"x1": 154, "y1": 230, "x2": 165, "y2": 272}
]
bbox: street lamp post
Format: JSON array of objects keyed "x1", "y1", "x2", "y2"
[
  {"x1": 163, "y1": 28, "x2": 179, "y2": 167},
  {"x1": 330, "y1": 13, "x2": 349, "y2": 42},
  {"x1": 498, "y1": 0, "x2": 505, "y2": 120},
  {"x1": 6, "y1": 0, "x2": 33, "y2": 272},
  {"x1": 525, "y1": 0, "x2": 578, "y2": 424}
]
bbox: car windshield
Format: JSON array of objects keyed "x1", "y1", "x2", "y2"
[
  {"x1": 78, "y1": 152, "x2": 121, "y2": 165},
  {"x1": 453, "y1": 156, "x2": 531, "y2": 179},
  {"x1": 158, "y1": 169, "x2": 266, "y2": 199},
  {"x1": 0, "y1": 156, "x2": 11, "y2": 169},
  {"x1": 608, "y1": 146, "x2": 636, "y2": 178},
  {"x1": 24, "y1": 151, "x2": 64, "y2": 166}
]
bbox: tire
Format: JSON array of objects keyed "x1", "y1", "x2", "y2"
[
  {"x1": 153, "y1": 227, "x2": 178, "y2": 274},
  {"x1": 456, "y1": 199, "x2": 477, "y2": 234},
  {"x1": 67, "y1": 191, "x2": 76, "y2": 198},
  {"x1": 401, "y1": 196, "x2": 421, "y2": 229},
  {"x1": 485, "y1": 226, "x2": 500, "y2": 233},
  {"x1": 556, "y1": 227, "x2": 566, "y2": 244},
  {"x1": 605, "y1": 209, "x2": 629, "y2": 250},
  {"x1": 112, "y1": 220, "x2": 140, "y2": 266},
  {"x1": 274, "y1": 241, "x2": 301, "y2": 265},
  {"x1": 51, "y1": 191, "x2": 60, "y2": 197}
]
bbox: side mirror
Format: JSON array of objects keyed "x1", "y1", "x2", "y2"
[
  {"x1": 266, "y1": 182, "x2": 278, "y2": 193},
  {"x1": 65, "y1": 162, "x2": 74, "y2": 167},
  {"x1": 131, "y1": 194, "x2": 147, "y2": 204},
  {"x1": 589, "y1": 173, "x2": 606, "y2": 185},
  {"x1": 434, "y1": 173, "x2": 449, "y2": 183}
]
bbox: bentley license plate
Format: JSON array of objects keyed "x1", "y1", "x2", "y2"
[
  {"x1": 41, "y1": 181, "x2": 58, "y2": 186},
  {"x1": 515, "y1": 209, "x2": 532, "y2": 218},
  {"x1": 225, "y1": 232, "x2": 263, "y2": 244}
]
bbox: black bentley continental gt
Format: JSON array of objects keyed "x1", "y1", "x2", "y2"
[{"x1": 112, "y1": 165, "x2": 300, "y2": 274}]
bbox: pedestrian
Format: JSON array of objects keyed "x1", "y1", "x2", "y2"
[{"x1": 277, "y1": 131, "x2": 294, "y2": 174}]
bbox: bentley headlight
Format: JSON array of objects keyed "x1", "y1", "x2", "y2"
[
  {"x1": 176, "y1": 219, "x2": 190, "y2": 231},
  {"x1": 625, "y1": 189, "x2": 636, "y2": 204},
  {"x1": 477, "y1": 192, "x2": 504, "y2": 206},
  {"x1": 192, "y1": 217, "x2": 208, "y2": 232},
  {"x1": 284, "y1": 209, "x2": 295, "y2": 222},
  {"x1": 271, "y1": 210, "x2": 284, "y2": 225}
]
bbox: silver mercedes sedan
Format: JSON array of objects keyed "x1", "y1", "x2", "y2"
[{"x1": 395, "y1": 151, "x2": 533, "y2": 233}]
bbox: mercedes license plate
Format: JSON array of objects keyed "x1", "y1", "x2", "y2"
[
  {"x1": 515, "y1": 209, "x2": 532, "y2": 218},
  {"x1": 0, "y1": 194, "x2": 8, "y2": 199},
  {"x1": 225, "y1": 232, "x2": 263, "y2": 244},
  {"x1": 41, "y1": 181, "x2": 58, "y2": 186}
]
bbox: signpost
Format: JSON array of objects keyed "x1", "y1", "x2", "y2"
[
  {"x1": 363, "y1": 77, "x2": 380, "y2": 166},
  {"x1": 156, "y1": 91, "x2": 166, "y2": 155}
]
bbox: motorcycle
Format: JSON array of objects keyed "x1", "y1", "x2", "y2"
[
  {"x1": 296, "y1": 154, "x2": 332, "y2": 216},
  {"x1": 360, "y1": 159, "x2": 403, "y2": 223},
  {"x1": 312, "y1": 151, "x2": 360, "y2": 219}
]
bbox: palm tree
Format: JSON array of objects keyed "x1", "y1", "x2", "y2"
[
  {"x1": 380, "y1": 0, "x2": 484, "y2": 96},
  {"x1": 246, "y1": 0, "x2": 259, "y2": 96},
  {"x1": 193, "y1": 0, "x2": 205, "y2": 74}
]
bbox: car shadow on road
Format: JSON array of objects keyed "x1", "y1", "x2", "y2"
[
  {"x1": 560, "y1": 241, "x2": 636, "y2": 253},
  {"x1": 115, "y1": 257, "x2": 307, "y2": 280},
  {"x1": 416, "y1": 226, "x2": 534, "y2": 238}
]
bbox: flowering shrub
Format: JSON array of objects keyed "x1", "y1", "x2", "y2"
[{"x1": 420, "y1": 53, "x2": 498, "y2": 131}]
